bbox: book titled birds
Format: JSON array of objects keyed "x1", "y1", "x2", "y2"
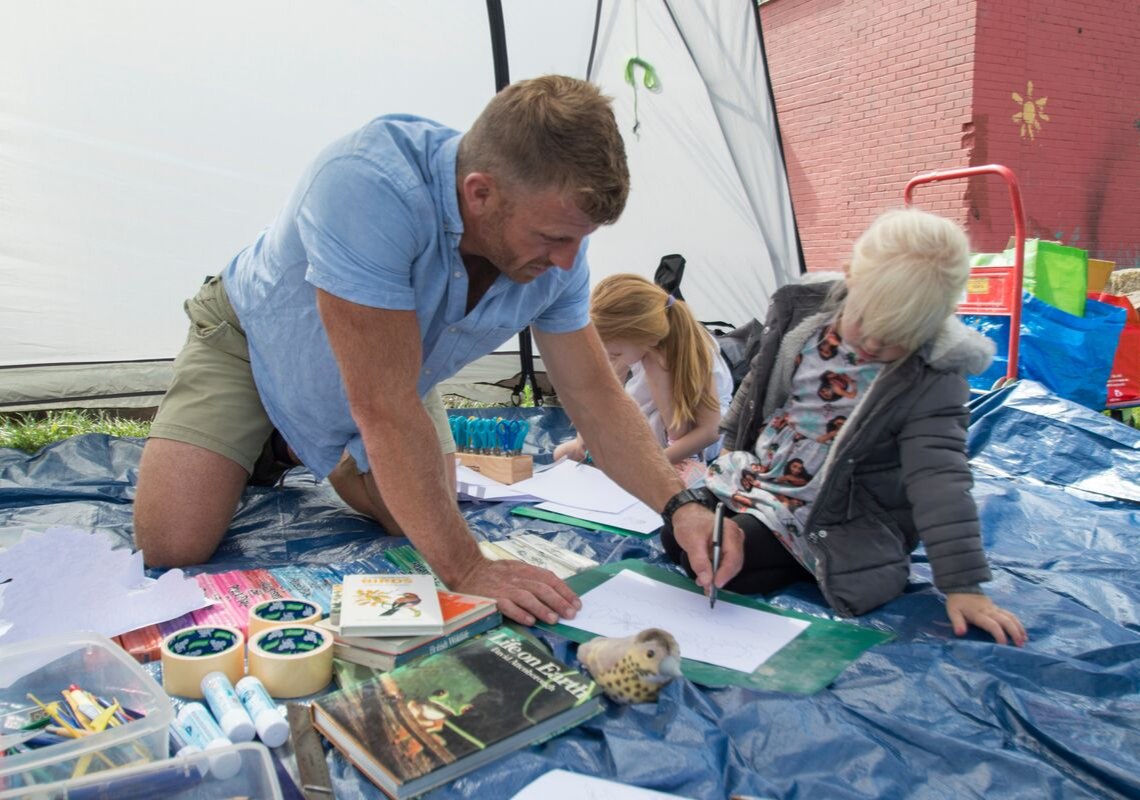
[
  {"x1": 310, "y1": 626, "x2": 602, "y2": 800},
  {"x1": 319, "y1": 587, "x2": 501, "y2": 672},
  {"x1": 339, "y1": 574, "x2": 444, "y2": 637}
]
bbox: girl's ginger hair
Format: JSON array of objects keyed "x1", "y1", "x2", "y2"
[{"x1": 589, "y1": 274, "x2": 718, "y2": 429}]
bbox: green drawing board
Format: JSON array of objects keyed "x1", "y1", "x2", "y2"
[{"x1": 539, "y1": 559, "x2": 893, "y2": 695}]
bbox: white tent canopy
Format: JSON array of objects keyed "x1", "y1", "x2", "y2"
[{"x1": 0, "y1": 0, "x2": 799, "y2": 409}]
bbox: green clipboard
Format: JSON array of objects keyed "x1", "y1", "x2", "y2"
[
  {"x1": 510, "y1": 505, "x2": 656, "y2": 538},
  {"x1": 538, "y1": 559, "x2": 894, "y2": 695}
]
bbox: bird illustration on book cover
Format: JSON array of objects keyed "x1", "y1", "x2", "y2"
[
  {"x1": 380, "y1": 592, "x2": 423, "y2": 617},
  {"x1": 311, "y1": 627, "x2": 601, "y2": 785},
  {"x1": 353, "y1": 587, "x2": 423, "y2": 619}
]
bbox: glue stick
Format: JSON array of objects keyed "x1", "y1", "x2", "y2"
[
  {"x1": 176, "y1": 702, "x2": 241, "y2": 781},
  {"x1": 168, "y1": 721, "x2": 209, "y2": 777},
  {"x1": 235, "y1": 675, "x2": 290, "y2": 748},
  {"x1": 168, "y1": 720, "x2": 203, "y2": 758},
  {"x1": 200, "y1": 671, "x2": 256, "y2": 743}
]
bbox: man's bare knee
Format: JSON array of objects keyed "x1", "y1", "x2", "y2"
[
  {"x1": 328, "y1": 457, "x2": 406, "y2": 535},
  {"x1": 134, "y1": 438, "x2": 248, "y2": 567}
]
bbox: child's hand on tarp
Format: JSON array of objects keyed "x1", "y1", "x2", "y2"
[{"x1": 946, "y1": 592, "x2": 1027, "y2": 646}]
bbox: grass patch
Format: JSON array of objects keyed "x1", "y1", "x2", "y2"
[
  {"x1": 1, "y1": 384, "x2": 549, "y2": 455},
  {"x1": 0, "y1": 411, "x2": 151, "y2": 453}
]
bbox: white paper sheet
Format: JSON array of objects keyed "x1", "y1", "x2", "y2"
[
  {"x1": 572, "y1": 570, "x2": 809, "y2": 673},
  {"x1": 478, "y1": 534, "x2": 599, "y2": 579},
  {"x1": 455, "y1": 463, "x2": 541, "y2": 502},
  {"x1": 511, "y1": 769, "x2": 685, "y2": 799},
  {"x1": 536, "y1": 501, "x2": 662, "y2": 535},
  {"x1": 0, "y1": 526, "x2": 211, "y2": 645},
  {"x1": 509, "y1": 459, "x2": 641, "y2": 514}
]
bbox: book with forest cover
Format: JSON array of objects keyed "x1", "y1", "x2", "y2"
[
  {"x1": 339, "y1": 574, "x2": 444, "y2": 637},
  {"x1": 310, "y1": 627, "x2": 603, "y2": 799}
]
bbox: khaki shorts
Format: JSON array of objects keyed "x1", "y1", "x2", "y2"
[{"x1": 150, "y1": 276, "x2": 455, "y2": 485}]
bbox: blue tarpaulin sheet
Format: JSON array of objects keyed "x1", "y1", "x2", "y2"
[{"x1": 1, "y1": 380, "x2": 1138, "y2": 799}]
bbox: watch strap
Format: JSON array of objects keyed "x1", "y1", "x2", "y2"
[{"x1": 661, "y1": 487, "x2": 716, "y2": 525}]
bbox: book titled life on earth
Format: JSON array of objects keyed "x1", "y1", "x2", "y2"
[
  {"x1": 339, "y1": 574, "x2": 445, "y2": 637},
  {"x1": 310, "y1": 626, "x2": 603, "y2": 799}
]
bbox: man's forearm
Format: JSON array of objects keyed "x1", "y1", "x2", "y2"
[{"x1": 359, "y1": 402, "x2": 482, "y2": 586}]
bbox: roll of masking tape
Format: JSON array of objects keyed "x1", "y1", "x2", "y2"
[
  {"x1": 248, "y1": 598, "x2": 323, "y2": 638},
  {"x1": 247, "y1": 625, "x2": 333, "y2": 699},
  {"x1": 161, "y1": 625, "x2": 245, "y2": 699}
]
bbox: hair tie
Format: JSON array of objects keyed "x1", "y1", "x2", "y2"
[{"x1": 666, "y1": 295, "x2": 676, "y2": 308}]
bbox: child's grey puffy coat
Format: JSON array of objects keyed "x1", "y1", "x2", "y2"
[{"x1": 720, "y1": 279, "x2": 997, "y2": 616}]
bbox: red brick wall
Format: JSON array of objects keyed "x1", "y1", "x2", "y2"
[
  {"x1": 761, "y1": 0, "x2": 978, "y2": 270},
  {"x1": 970, "y1": 1, "x2": 1140, "y2": 268},
  {"x1": 761, "y1": 0, "x2": 1140, "y2": 271}
]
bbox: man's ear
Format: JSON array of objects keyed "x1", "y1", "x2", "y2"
[{"x1": 460, "y1": 172, "x2": 498, "y2": 217}]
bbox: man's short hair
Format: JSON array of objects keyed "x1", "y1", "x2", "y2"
[{"x1": 458, "y1": 75, "x2": 630, "y2": 225}]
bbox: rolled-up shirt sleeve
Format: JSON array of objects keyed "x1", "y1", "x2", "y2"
[
  {"x1": 532, "y1": 241, "x2": 592, "y2": 334},
  {"x1": 298, "y1": 156, "x2": 429, "y2": 311}
]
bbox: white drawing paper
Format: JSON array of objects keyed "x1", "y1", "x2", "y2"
[
  {"x1": 572, "y1": 570, "x2": 809, "y2": 673},
  {"x1": 455, "y1": 463, "x2": 541, "y2": 502},
  {"x1": 0, "y1": 526, "x2": 210, "y2": 645},
  {"x1": 509, "y1": 459, "x2": 641, "y2": 514},
  {"x1": 511, "y1": 769, "x2": 685, "y2": 799}
]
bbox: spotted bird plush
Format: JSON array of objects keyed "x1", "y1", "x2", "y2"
[{"x1": 577, "y1": 628, "x2": 682, "y2": 704}]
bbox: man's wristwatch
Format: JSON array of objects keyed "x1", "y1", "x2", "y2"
[{"x1": 661, "y1": 487, "x2": 716, "y2": 526}]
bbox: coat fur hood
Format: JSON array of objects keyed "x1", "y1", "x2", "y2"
[{"x1": 924, "y1": 317, "x2": 995, "y2": 376}]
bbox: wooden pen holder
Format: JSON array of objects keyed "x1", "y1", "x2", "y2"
[{"x1": 456, "y1": 452, "x2": 533, "y2": 484}]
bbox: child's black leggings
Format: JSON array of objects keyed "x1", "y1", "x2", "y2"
[{"x1": 660, "y1": 511, "x2": 814, "y2": 595}]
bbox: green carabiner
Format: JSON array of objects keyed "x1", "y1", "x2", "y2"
[{"x1": 624, "y1": 57, "x2": 659, "y2": 91}]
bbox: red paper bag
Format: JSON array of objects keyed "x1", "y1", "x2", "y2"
[{"x1": 1091, "y1": 292, "x2": 1140, "y2": 404}]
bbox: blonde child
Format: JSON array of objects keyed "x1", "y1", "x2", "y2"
[
  {"x1": 663, "y1": 208, "x2": 1027, "y2": 645},
  {"x1": 554, "y1": 273, "x2": 733, "y2": 464}
]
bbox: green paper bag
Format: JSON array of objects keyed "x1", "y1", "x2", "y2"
[{"x1": 971, "y1": 239, "x2": 1088, "y2": 317}]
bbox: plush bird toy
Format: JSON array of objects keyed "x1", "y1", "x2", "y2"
[{"x1": 577, "y1": 628, "x2": 682, "y2": 704}]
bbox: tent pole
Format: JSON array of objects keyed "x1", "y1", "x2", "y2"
[{"x1": 486, "y1": 0, "x2": 545, "y2": 406}]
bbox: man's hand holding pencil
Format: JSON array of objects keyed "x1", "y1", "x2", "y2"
[{"x1": 670, "y1": 502, "x2": 744, "y2": 599}]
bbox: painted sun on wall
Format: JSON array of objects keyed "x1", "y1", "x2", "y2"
[{"x1": 1012, "y1": 81, "x2": 1050, "y2": 140}]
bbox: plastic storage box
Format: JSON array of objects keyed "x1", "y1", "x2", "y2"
[
  {"x1": 0, "y1": 742, "x2": 283, "y2": 799},
  {"x1": 0, "y1": 631, "x2": 173, "y2": 790}
]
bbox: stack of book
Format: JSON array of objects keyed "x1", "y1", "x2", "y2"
[
  {"x1": 311, "y1": 626, "x2": 602, "y2": 799},
  {"x1": 318, "y1": 574, "x2": 501, "y2": 672}
]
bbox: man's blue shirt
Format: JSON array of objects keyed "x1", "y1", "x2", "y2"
[{"x1": 221, "y1": 115, "x2": 591, "y2": 478}]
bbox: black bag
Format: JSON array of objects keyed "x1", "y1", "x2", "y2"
[
  {"x1": 712, "y1": 319, "x2": 762, "y2": 394},
  {"x1": 654, "y1": 254, "x2": 687, "y2": 301}
]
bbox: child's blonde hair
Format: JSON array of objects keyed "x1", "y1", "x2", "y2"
[
  {"x1": 843, "y1": 207, "x2": 971, "y2": 354},
  {"x1": 589, "y1": 274, "x2": 718, "y2": 429}
]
